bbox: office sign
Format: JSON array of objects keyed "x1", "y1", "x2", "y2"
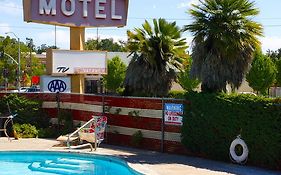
[
  {"x1": 47, "y1": 50, "x2": 107, "y2": 75},
  {"x1": 164, "y1": 103, "x2": 183, "y2": 126},
  {"x1": 23, "y1": 0, "x2": 129, "y2": 27},
  {"x1": 40, "y1": 76, "x2": 71, "y2": 93}
]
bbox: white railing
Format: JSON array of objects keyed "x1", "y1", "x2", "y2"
[
  {"x1": 0, "y1": 113, "x2": 17, "y2": 141},
  {"x1": 66, "y1": 117, "x2": 96, "y2": 151}
]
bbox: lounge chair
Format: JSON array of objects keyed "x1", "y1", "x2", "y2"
[
  {"x1": 56, "y1": 115, "x2": 107, "y2": 151},
  {"x1": 78, "y1": 115, "x2": 107, "y2": 148}
]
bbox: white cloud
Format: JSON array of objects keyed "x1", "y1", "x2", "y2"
[
  {"x1": 177, "y1": 2, "x2": 189, "y2": 8},
  {"x1": 177, "y1": 0, "x2": 200, "y2": 9},
  {"x1": 0, "y1": 23, "x2": 11, "y2": 34},
  {"x1": 261, "y1": 36, "x2": 281, "y2": 52},
  {"x1": 0, "y1": 1, "x2": 22, "y2": 17}
]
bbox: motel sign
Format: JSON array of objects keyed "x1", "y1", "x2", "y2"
[{"x1": 23, "y1": 0, "x2": 129, "y2": 27}]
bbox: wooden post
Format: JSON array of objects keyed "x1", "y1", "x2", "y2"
[{"x1": 70, "y1": 27, "x2": 85, "y2": 93}]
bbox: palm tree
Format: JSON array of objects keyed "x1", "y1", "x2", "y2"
[
  {"x1": 183, "y1": 0, "x2": 263, "y2": 93},
  {"x1": 123, "y1": 18, "x2": 188, "y2": 97}
]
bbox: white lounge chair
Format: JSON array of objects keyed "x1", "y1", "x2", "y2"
[
  {"x1": 78, "y1": 115, "x2": 107, "y2": 148},
  {"x1": 57, "y1": 115, "x2": 107, "y2": 151}
]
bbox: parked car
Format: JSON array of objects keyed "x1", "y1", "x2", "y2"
[
  {"x1": 19, "y1": 87, "x2": 29, "y2": 92},
  {"x1": 239, "y1": 92, "x2": 257, "y2": 96},
  {"x1": 9, "y1": 87, "x2": 29, "y2": 93},
  {"x1": 25, "y1": 86, "x2": 40, "y2": 92}
]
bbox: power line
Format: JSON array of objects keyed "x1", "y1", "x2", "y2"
[
  {"x1": 0, "y1": 4, "x2": 23, "y2": 9},
  {"x1": 2, "y1": 4, "x2": 281, "y2": 21},
  {"x1": 2, "y1": 24, "x2": 281, "y2": 32},
  {"x1": 0, "y1": 25, "x2": 131, "y2": 30}
]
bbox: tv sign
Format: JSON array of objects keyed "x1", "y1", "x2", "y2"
[
  {"x1": 23, "y1": 0, "x2": 129, "y2": 27},
  {"x1": 40, "y1": 75, "x2": 71, "y2": 93},
  {"x1": 46, "y1": 50, "x2": 107, "y2": 75}
]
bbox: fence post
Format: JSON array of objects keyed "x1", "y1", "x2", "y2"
[
  {"x1": 161, "y1": 98, "x2": 165, "y2": 153},
  {"x1": 102, "y1": 94, "x2": 105, "y2": 115}
]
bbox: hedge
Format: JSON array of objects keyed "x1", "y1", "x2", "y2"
[{"x1": 182, "y1": 92, "x2": 281, "y2": 170}]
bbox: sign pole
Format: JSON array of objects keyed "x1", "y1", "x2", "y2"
[
  {"x1": 161, "y1": 98, "x2": 165, "y2": 153},
  {"x1": 70, "y1": 27, "x2": 85, "y2": 93}
]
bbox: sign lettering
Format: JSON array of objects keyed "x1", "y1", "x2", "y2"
[
  {"x1": 24, "y1": 0, "x2": 129, "y2": 27},
  {"x1": 57, "y1": 66, "x2": 70, "y2": 73},
  {"x1": 74, "y1": 67, "x2": 107, "y2": 74},
  {"x1": 61, "y1": 0, "x2": 75, "y2": 16},
  {"x1": 48, "y1": 79, "x2": 67, "y2": 92},
  {"x1": 80, "y1": 0, "x2": 91, "y2": 17},
  {"x1": 39, "y1": 0, "x2": 56, "y2": 15}
]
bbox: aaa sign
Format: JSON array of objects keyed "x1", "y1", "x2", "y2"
[{"x1": 23, "y1": 0, "x2": 129, "y2": 27}]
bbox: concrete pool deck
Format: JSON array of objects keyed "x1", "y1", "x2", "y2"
[{"x1": 0, "y1": 137, "x2": 280, "y2": 175}]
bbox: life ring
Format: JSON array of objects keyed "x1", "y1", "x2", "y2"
[{"x1": 229, "y1": 137, "x2": 248, "y2": 164}]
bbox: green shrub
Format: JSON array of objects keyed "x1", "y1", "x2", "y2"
[
  {"x1": 0, "y1": 94, "x2": 50, "y2": 128},
  {"x1": 103, "y1": 56, "x2": 127, "y2": 94},
  {"x1": 178, "y1": 58, "x2": 200, "y2": 92},
  {"x1": 182, "y1": 92, "x2": 281, "y2": 169},
  {"x1": 13, "y1": 123, "x2": 38, "y2": 138},
  {"x1": 38, "y1": 127, "x2": 60, "y2": 138},
  {"x1": 246, "y1": 51, "x2": 276, "y2": 95},
  {"x1": 131, "y1": 130, "x2": 143, "y2": 147},
  {"x1": 57, "y1": 109, "x2": 74, "y2": 135},
  {"x1": 168, "y1": 90, "x2": 186, "y2": 99}
]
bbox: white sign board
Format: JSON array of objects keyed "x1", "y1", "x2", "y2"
[
  {"x1": 164, "y1": 103, "x2": 183, "y2": 126},
  {"x1": 40, "y1": 76, "x2": 71, "y2": 93},
  {"x1": 50, "y1": 50, "x2": 107, "y2": 75}
]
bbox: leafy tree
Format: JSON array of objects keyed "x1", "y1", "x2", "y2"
[
  {"x1": 103, "y1": 56, "x2": 126, "y2": 94},
  {"x1": 32, "y1": 57, "x2": 46, "y2": 76},
  {"x1": 246, "y1": 51, "x2": 276, "y2": 95},
  {"x1": 275, "y1": 59, "x2": 281, "y2": 86},
  {"x1": 123, "y1": 18, "x2": 188, "y2": 97},
  {"x1": 0, "y1": 36, "x2": 45, "y2": 88},
  {"x1": 85, "y1": 38, "x2": 127, "y2": 52},
  {"x1": 36, "y1": 44, "x2": 58, "y2": 54},
  {"x1": 0, "y1": 36, "x2": 29, "y2": 88},
  {"x1": 266, "y1": 48, "x2": 281, "y2": 60},
  {"x1": 178, "y1": 58, "x2": 200, "y2": 92},
  {"x1": 266, "y1": 48, "x2": 281, "y2": 86},
  {"x1": 183, "y1": 0, "x2": 263, "y2": 93}
]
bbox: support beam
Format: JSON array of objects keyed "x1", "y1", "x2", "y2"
[
  {"x1": 70, "y1": 27, "x2": 85, "y2": 93},
  {"x1": 71, "y1": 74, "x2": 85, "y2": 94},
  {"x1": 70, "y1": 27, "x2": 85, "y2": 50}
]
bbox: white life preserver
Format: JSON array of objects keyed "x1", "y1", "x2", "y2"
[{"x1": 229, "y1": 137, "x2": 249, "y2": 164}]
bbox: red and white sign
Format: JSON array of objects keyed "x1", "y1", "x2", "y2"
[
  {"x1": 74, "y1": 68, "x2": 106, "y2": 74},
  {"x1": 23, "y1": 0, "x2": 129, "y2": 27},
  {"x1": 164, "y1": 115, "x2": 183, "y2": 125},
  {"x1": 164, "y1": 103, "x2": 183, "y2": 126}
]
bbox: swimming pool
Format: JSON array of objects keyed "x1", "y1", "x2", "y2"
[{"x1": 0, "y1": 151, "x2": 142, "y2": 175}]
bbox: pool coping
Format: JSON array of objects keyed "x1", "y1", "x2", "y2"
[{"x1": 0, "y1": 138, "x2": 281, "y2": 175}]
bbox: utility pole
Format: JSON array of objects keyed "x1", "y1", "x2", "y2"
[{"x1": 96, "y1": 27, "x2": 99, "y2": 50}]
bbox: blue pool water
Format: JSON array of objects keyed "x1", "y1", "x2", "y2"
[{"x1": 0, "y1": 151, "x2": 142, "y2": 175}]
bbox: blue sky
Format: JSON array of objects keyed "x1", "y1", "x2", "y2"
[{"x1": 0, "y1": 0, "x2": 281, "y2": 52}]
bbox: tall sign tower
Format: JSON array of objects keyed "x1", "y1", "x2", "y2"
[{"x1": 23, "y1": 0, "x2": 129, "y2": 93}]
